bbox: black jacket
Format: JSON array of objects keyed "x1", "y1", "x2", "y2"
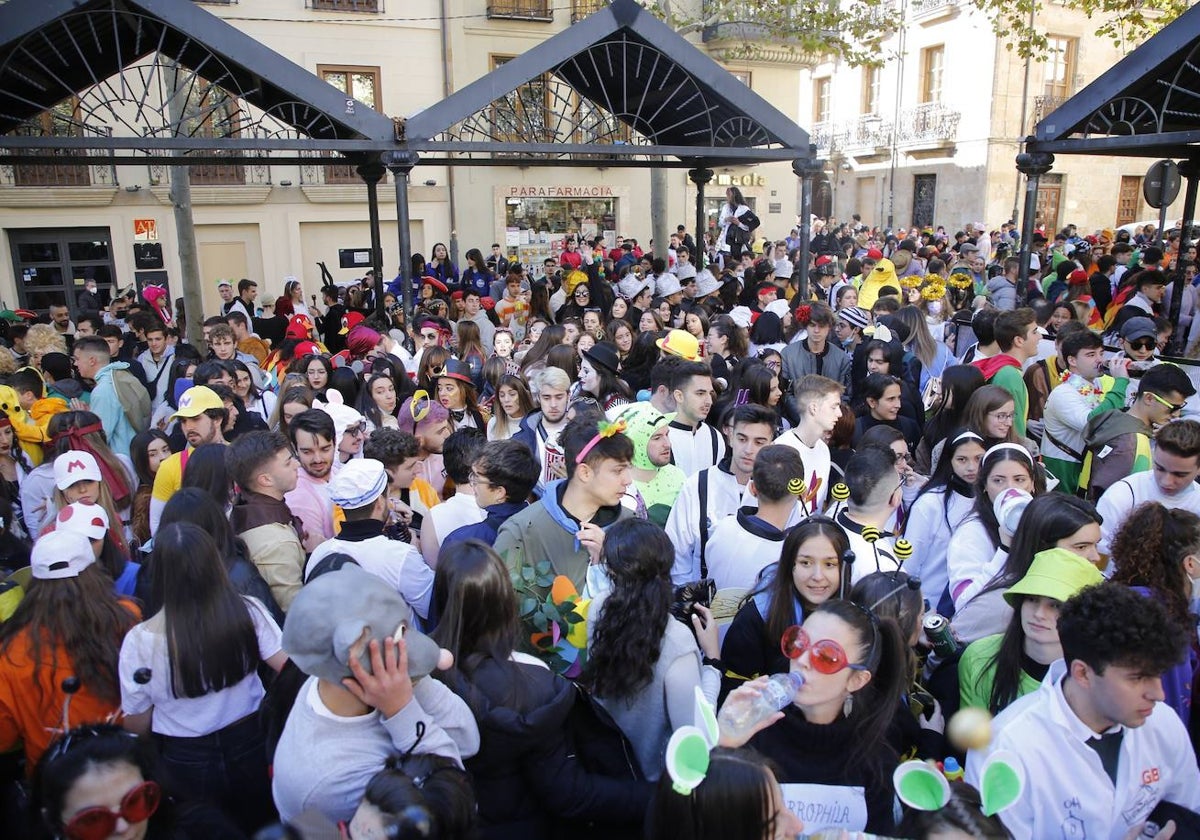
[{"x1": 443, "y1": 658, "x2": 651, "y2": 840}]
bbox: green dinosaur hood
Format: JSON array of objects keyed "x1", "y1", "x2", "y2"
[{"x1": 613, "y1": 401, "x2": 675, "y2": 470}]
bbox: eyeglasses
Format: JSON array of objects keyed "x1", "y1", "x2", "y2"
[
  {"x1": 1129, "y1": 339, "x2": 1157, "y2": 351},
  {"x1": 345, "y1": 422, "x2": 367, "y2": 437},
  {"x1": 468, "y1": 470, "x2": 492, "y2": 489},
  {"x1": 781, "y1": 625, "x2": 867, "y2": 675},
  {"x1": 64, "y1": 780, "x2": 161, "y2": 840},
  {"x1": 988, "y1": 411, "x2": 1015, "y2": 422},
  {"x1": 1149, "y1": 392, "x2": 1187, "y2": 414}
]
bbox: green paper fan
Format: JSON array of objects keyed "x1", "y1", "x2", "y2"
[
  {"x1": 980, "y1": 750, "x2": 1026, "y2": 816},
  {"x1": 665, "y1": 726, "x2": 711, "y2": 795},
  {"x1": 893, "y1": 760, "x2": 950, "y2": 812},
  {"x1": 693, "y1": 686, "x2": 719, "y2": 747}
]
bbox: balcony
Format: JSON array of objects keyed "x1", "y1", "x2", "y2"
[
  {"x1": 487, "y1": 0, "x2": 553, "y2": 21},
  {"x1": 812, "y1": 115, "x2": 895, "y2": 156},
  {"x1": 896, "y1": 102, "x2": 960, "y2": 154},
  {"x1": 911, "y1": 0, "x2": 960, "y2": 22},
  {"x1": 1031, "y1": 94, "x2": 1069, "y2": 129},
  {"x1": 701, "y1": 0, "x2": 831, "y2": 65},
  {"x1": 571, "y1": 0, "x2": 608, "y2": 23},
  {"x1": 306, "y1": 0, "x2": 381, "y2": 11},
  {"x1": 0, "y1": 125, "x2": 117, "y2": 188}
]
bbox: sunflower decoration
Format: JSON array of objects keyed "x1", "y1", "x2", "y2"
[
  {"x1": 899, "y1": 273, "x2": 923, "y2": 289},
  {"x1": 922, "y1": 282, "x2": 947, "y2": 302},
  {"x1": 947, "y1": 272, "x2": 973, "y2": 291}
]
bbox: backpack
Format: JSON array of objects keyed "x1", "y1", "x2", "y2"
[{"x1": 111, "y1": 368, "x2": 151, "y2": 432}]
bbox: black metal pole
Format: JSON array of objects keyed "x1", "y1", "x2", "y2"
[
  {"x1": 794, "y1": 151, "x2": 822, "y2": 302},
  {"x1": 688, "y1": 165, "x2": 713, "y2": 273},
  {"x1": 1015, "y1": 147, "x2": 1054, "y2": 303},
  {"x1": 389, "y1": 152, "x2": 419, "y2": 316},
  {"x1": 358, "y1": 157, "x2": 387, "y2": 319},
  {"x1": 1168, "y1": 159, "x2": 1198, "y2": 354}
]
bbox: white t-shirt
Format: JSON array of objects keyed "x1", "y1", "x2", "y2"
[
  {"x1": 119, "y1": 596, "x2": 282, "y2": 737},
  {"x1": 1098, "y1": 469, "x2": 1200, "y2": 558},
  {"x1": 772, "y1": 428, "x2": 832, "y2": 513}
]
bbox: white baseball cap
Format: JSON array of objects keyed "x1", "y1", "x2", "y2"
[
  {"x1": 53, "y1": 451, "x2": 101, "y2": 490},
  {"x1": 55, "y1": 501, "x2": 110, "y2": 541},
  {"x1": 328, "y1": 458, "x2": 388, "y2": 509},
  {"x1": 32, "y1": 530, "x2": 96, "y2": 580}
]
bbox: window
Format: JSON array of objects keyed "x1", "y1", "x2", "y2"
[
  {"x1": 12, "y1": 100, "x2": 89, "y2": 187},
  {"x1": 307, "y1": 0, "x2": 380, "y2": 11},
  {"x1": 861, "y1": 66, "x2": 881, "y2": 116},
  {"x1": 182, "y1": 81, "x2": 244, "y2": 185},
  {"x1": 487, "y1": 0, "x2": 552, "y2": 20},
  {"x1": 1044, "y1": 36, "x2": 1077, "y2": 101},
  {"x1": 572, "y1": 0, "x2": 608, "y2": 23},
  {"x1": 813, "y1": 77, "x2": 832, "y2": 125},
  {"x1": 320, "y1": 65, "x2": 381, "y2": 183},
  {"x1": 919, "y1": 46, "x2": 945, "y2": 104},
  {"x1": 1036, "y1": 173, "x2": 1064, "y2": 235},
  {"x1": 491, "y1": 56, "x2": 551, "y2": 144}
]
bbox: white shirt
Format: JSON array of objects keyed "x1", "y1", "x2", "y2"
[
  {"x1": 772, "y1": 428, "x2": 832, "y2": 513},
  {"x1": 967, "y1": 660, "x2": 1200, "y2": 840},
  {"x1": 666, "y1": 465, "x2": 753, "y2": 585},
  {"x1": 306, "y1": 532, "x2": 435, "y2": 622},
  {"x1": 946, "y1": 516, "x2": 1005, "y2": 609},
  {"x1": 704, "y1": 505, "x2": 806, "y2": 591},
  {"x1": 903, "y1": 487, "x2": 975, "y2": 608},
  {"x1": 1097, "y1": 468, "x2": 1200, "y2": 558},
  {"x1": 119, "y1": 597, "x2": 282, "y2": 737},
  {"x1": 835, "y1": 510, "x2": 899, "y2": 584},
  {"x1": 667, "y1": 421, "x2": 727, "y2": 477}
]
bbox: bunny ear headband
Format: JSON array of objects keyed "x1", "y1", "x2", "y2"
[
  {"x1": 893, "y1": 751, "x2": 1025, "y2": 817},
  {"x1": 665, "y1": 687, "x2": 720, "y2": 795}
]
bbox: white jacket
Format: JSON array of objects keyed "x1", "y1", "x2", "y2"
[
  {"x1": 946, "y1": 516, "x2": 1003, "y2": 609},
  {"x1": 903, "y1": 487, "x2": 974, "y2": 608},
  {"x1": 967, "y1": 660, "x2": 1200, "y2": 840},
  {"x1": 665, "y1": 465, "x2": 752, "y2": 585}
]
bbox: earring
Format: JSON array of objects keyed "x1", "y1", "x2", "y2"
[{"x1": 843, "y1": 693, "x2": 854, "y2": 718}]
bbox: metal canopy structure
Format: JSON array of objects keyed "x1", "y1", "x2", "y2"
[
  {"x1": 405, "y1": 0, "x2": 811, "y2": 167},
  {"x1": 1027, "y1": 2, "x2": 1200, "y2": 158},
  {"x1": 0, "y1": 0, "x2": 396, "y2": 167}
]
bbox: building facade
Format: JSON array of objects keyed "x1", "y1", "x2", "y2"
[
  {"x1": 804, "y1": 0, "x2": 1186, "y2": 235},
  {"x1": 0, "y1": 0, "x2": 805, "y2": 319}
]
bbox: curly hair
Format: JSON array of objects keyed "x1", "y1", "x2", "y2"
[
  {"x1": 1059, "y1": 582, "x2": 1191, "y2": 677},
  {"x1": 1109, "y1": 502, "x2": 1197, "y2": 626},
  {"x1": 582, "y1": 519, "x2": 673, "y2": 701},
  {"x1": 25, "y1": 324, "x2": 68, "y2": 361}
]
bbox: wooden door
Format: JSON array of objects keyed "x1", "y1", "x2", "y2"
[{"x1": 1116, "y1": 175, "x2": 1142, "y2": 227}]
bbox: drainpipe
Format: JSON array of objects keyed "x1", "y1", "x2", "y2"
[{"x1": 440, "y1": 0, "x2": 460, "y2": 265}]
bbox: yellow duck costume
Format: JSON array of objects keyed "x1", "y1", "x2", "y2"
[
  {"x1": 859, "y1": 257, "x2": 899, "y2": 311},
  {"x1": 0, "y1": 385, "x2": 46, "y2": 466}
]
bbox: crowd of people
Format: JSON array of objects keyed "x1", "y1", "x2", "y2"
[{"x1": 0, "y1": 193, "x2": 1199, "y2": 839}]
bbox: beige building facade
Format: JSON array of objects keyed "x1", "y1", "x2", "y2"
[
  {"x1": 805, "y1": 0, "x2": 1186, "y2": 235},
  {"x1": 0, "y1": 0, "x2": 805, "y2": 319}
]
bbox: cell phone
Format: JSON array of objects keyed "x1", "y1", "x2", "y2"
[{"x1": 311, "y1": 295, "x2": 317, "y2": 305}]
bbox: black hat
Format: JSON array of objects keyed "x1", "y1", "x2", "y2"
[
  {"x1": 434, "y1": 357, "x2": 475, "y2": 387},
  {"x1": 582, "y1": 341, "x2": 621, "y2": 375}
]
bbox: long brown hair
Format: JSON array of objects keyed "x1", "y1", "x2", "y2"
[
  {"x1": 0, "y1": 565, "x2": 136, "y2": 705},
  {"x1": 1110, "y1": 502, "x2": 1197, "y2": 625}
]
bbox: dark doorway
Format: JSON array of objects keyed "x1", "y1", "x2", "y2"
[
  {"x1": 913, "y1": 174, "x2": 937, "y2": 229},
  {"x1": 8, "y1": 228, "x2": 116, "y2": 315}
]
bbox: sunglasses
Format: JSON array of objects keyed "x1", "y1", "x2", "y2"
[
  {"x1": 1149, "y1": 392, "x2": 1187, "y2": 414},
  {"x1": 1128, "y1": 339, "x2": 1156, "y2": 351},
  {"x1": 64, "y1": 780, "x2": 161, "y2": 840},
  {"x1": 781, "y1": 625, "x2": 867, "y2": 675}
]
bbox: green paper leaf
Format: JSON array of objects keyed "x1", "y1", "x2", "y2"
[
  {"x1": 520, "y1": 597, "x2": 537, "y2": 616},
  {"x1": 899, "y1": 772, "x2": 949, "y2": 811}
]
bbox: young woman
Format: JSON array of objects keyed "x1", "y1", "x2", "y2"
[
  {"x1": 328, "y1": 366, "x2": 362, "y2": 408},
  {"x1": 345, "y1": 754, "x2": 477, "y2": 840},
  {"x1": 638, "y1": 308, "x2": 665, "y2": 334},
  {"x1": 296, "y1": 353, "x2": 331, "y2": 398},
  {"x1": 436, "y1": 360, "x2": 486, "y2": 431},
  {"x1": 432, "y1": 540, "x2": 652, "y2": 838},
  {"x1": 1108, "y1": 502, "x2": 1200, "y2": 725},
  {"x1": 616, "y1": 330, "x2": 661, "y2": 396},
  {"x1": 915, "y1": 365, "x2": 985, "y2": 475},
  {"x1": 576, "y1": 330, "x2": 596, "y2": 357},
  {"x1": 0, "y1": 415, "x2": 32, "y2": 540},
  {"x1": 492, "y1": 328, "x2": 515, "y2": 361},
  {"x1": 34, "y1": 724, "x2": 243, "y2": 840},
  {"x1": 129, "y1": 429, "x2": 171, "y2": 548},
  {"x1": 0, "y1": 530, "x2": 139, "y2": 772},
  {"x1": 959, "y1": 385, "x2": 1022, "y2": 449},
  {"x1": 45, "y1": 448, "x2": 131, "y2": 560},
  {"x1": 579, "y1": 342, "x2": 631, "y2": 411},
  {"x1": 584, "y1": 520, "x2": 721, "y2": 782},
  {"x1": 721, "y1": 517, "x2": 852, "y2": 698},
  {"x1": 518, "y1": 324, "x2": 567, "y2": 378},
  {"x1": 945, "y1": 444, "x2": 1045, "y2": 613},
  {"x1": 718, "y1": 186, "x2": 754, "y2": 262},
  {"x1": 359, "y1": 372, "x2": 401, "y2": 432},
  {"x1": 231, "y1": 359, "x2": 276, "y2": 425},
  {"x1": 738, "y1": 600, "x2": 907, "y2": 834},
  {"x1": 456, "y1": 319, "x2": 487, "y2": 389},
  {"x1": 708, "y1": 314, "x2": 748, "y2": 385},
  {"x1": 856, "y1": 338, "x2": 924, "y2": 426},
  {"x1": 835, "y1": 284, "x2": 859, "y2": 310},
  {"x1": 952, "y1": 494, "x2": 1102, "y2": 646},
  {"x1": 904, "y1": 430, "x2": 986, "y2": 613},
  {"x1": 581, "y1": 308, "x2": 604, "y2": 340},
  {"x1": 427, "y1": 242, "x2": 459, "y2": 285},
  {"x1": 120, "y1": 522, "x2": 286, "y2": 833},
  {"x1": 959, "y1": 547, "x2": 1102, "y2": 715},
  {"x1": 461, "y1": 247, "x2": 491, "y2": 296},
  {"x1": 556, "y1": 282, "x2": 593, "y2": 324},
  {"x1": 684, "y1": 309, "x2": 710, "y2": 343},
  {"x1": 748, "y1": 312, "x2": 787, "y2": 356},
  {"x1": 269, "y1": 385, "x2": 313, "y2": 438},
  {"x1": 610, "y1": 295, "x2": 630, "y2": 325},
  {"x1": 52, "y1": 498, "x2": 139, "y2": 597},
  {"x1": 645, "y1": 747, "x2": 802, "y2": 840},
  {"x1": 545, "y1": 344, "x2": 579, "y2": 385},
  {"x1": 853, "y1": 373, "x2": 922, "y2": 451},
  {"x1": 892, "y1": 306, "x2": 953, "y2": 392},
  {"x1": 487, "y1": 374, "x2": 534, "y2": 442},
  {"x1": 605, "y1": 318, "x2": 635, "y2": 360}
]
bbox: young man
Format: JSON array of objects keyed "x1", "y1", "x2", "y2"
[
  {"x1": 363, "y1": 427, "x2": 435, "y2": 540},
  {"x1": 666, "y1": 361, "x2": 725, "y2": 476},
  {"x1": 1115, "y1": 316, "x2": 1161, "y2": 368},
  {"x1": 774, "y1": 374, "x2": 842, "y2": 512},
  {"x1": 420, "y1": 429, "x2": 486, "y2": 569},
  {"x1": 614, "y1": 401, "x2": 686, "y2": 527},
  {"x1": 513, "y1": 367, "x2": 572, "y2": 495},
  {"x1": 225, "y1": 310, "x2": 269, "y2": 366},
  {"x1": 71, "y1": 335, "x2": 139, "y2": 458},
  {"x1": 495, "y1": 415, "x2": 634, "y2": 596},
  {"x1": 317, "y1": 396, "x2": 368, "y2": 466},
  {"x1": 1097, "y1": 418, "x2": 1200, "y2": 558},
  {"x1": 1114, "y1": 269, "x2": 1168, "y2": 333},
  {"x1": 136, "y1": 321, "x2": 174, "y2": 411},
  {"x1": 460, "y1": 288, "x2": 495, "y2": 355},
  {"x1": 666, "y1": 404, "x2": 778, "y2": 585},
  {"x1": 149, "y1": 385, "x2": 228, "y2": 533},
  {"x1": 704, "y1": 445, "x2": 807, "y2": 590},
  {"x1": 305, "y1": 459, "x2": 434, "y2": 623},
  {"x1": 779, "y1": 302, "x2": 852, "y2": 392},
  {"x1": 285, "y1": 409, "x2": 340, "y2": 553},
  {"x1": 443, "y1": 439, "x2": 540, "y2": 549},
  {"x1": 228, "y1": 430, "x2": 304, "y2": 611},
  {"x1": 972, "y1": 307, "x2": 1039, "y2": 436},
  {"x1": 967, "y1": 582, "x2": 1199, "y2": 838},
  {"x1": 396, "y1": 394, "x2": 453, "y2": 500},
  {"x1": 48, "y1": 303, "x2": 76, "y2": 338},
  {"x1": 227, "y1": 278, "x2": 258, "y2": 323},
  {"x1": 831, "y1": 445, "x2": 903, "y2": 582},
  {"x1": 647, "y1": 357, "x2": 681, "y2": 414},
  {"x1": 1025, "y1": 320, "x2": 1089, "y2": 423},
  {"x1": 217, "y1": 278, "x2": 235, "y2": 313},
  {"x1": 1041, "y1": 331, "x2": 1131, "y2": 494},
  {"x1": 1082, "y1": 363, "x2": 1196, "y2": 500}
]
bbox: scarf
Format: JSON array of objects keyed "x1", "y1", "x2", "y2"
[{"x1": 50, "y1": 423, "x2": 131, "y2": 508}]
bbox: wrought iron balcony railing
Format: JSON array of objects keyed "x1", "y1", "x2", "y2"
[
  {"x1": 487, "y1": 0, "x2": 553, "y2": 21},
  {"x1": 911, "y1": 0, "x2": 960, "y2": 16},
  {"x1": 896, "y1": 102, "x2": 960, "y2": 143},
  {"x1": 306, "y1": 0, "x2": 381, "y2": 12},
  {"x1": 0, "y1": 125, "x2": 117, "y2": 188},
  {"x1": 1032, "y1": 94, "x2": 1069, "y2": 128},
  {"x1": 571, "y1": 0, "x2": 608, "y2": 23}
]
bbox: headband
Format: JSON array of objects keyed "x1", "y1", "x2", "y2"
[
  {"x1": 409, "y1": 389, "x2": 432, "y2": 424},
  {"x1": 984, "y1": 442, "x2": 1033, "y2": 464},
  {"x1": 575, "y1": 419, "x2": 627, "y2": 465},
  {"x1": 951, "y1": 430, "x2": 984, "y2": 446}
]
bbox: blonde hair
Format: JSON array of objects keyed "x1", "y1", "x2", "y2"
[{"x1": 25, "y1": 324, "x2": 68, "y2": 361}]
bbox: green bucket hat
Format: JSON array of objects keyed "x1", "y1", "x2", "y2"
[{"x1": 1004, "y1": 547, "x2": 1103, "y2": 606}]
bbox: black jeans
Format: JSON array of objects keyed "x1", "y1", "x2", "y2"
[{"x1": 157, "y1": 712, "x2": 276, "y2": 834}]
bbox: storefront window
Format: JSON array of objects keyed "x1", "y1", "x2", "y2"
[
  {"x1": 705, "y1": 196, "x2": 757, "y2": 234},
  {"x1": 504, "y1": 196, "x2": 617, "y2": 268}
]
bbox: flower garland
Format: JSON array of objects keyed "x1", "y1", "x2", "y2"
[
  {"x1": 922, "y1": 282, "x2": 947, "y2": 302},
  {"x1": 1059, "y1": 369, "x2": 1101, "y2": 398},
  {"x1": 948, "y1": 272, "x2": 973, "y2": 290},
  {"x1": 899, "y1": 273, "x2": 923, "y2": 289}
]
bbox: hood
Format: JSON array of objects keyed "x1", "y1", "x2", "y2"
[
  {"x1": 1084, "y1": 408, "x2": 1151, "y2": 448},
  {"x1": 94, "y1": 361, "x2": 130, "y2": 382},
  {"x1": 444, "y1": 660, "x2": 573, "y2": 754},
  {"x1": 48, "y1": 379, "x2": 85, "y2": 400},
  {"x1": 972, "y1": 353, "x2": 1021, "y2": 380},
  {"x1": 986, "y1": 275, "x2": 1012, "y2": 294},
  {"x1": 540, "y1": 479, "x2": 625, "y2": 535},
  {"x1": 613, "y1": 401, "x2": 675, "y2": 470}
]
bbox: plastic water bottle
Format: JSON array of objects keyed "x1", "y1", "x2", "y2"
[
  {"x1": 943, "y1": 756, "x2": 964, "y2": 782},
  {"x1": 718, "y1": 672, "x2": 804, "y2": 742}
]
